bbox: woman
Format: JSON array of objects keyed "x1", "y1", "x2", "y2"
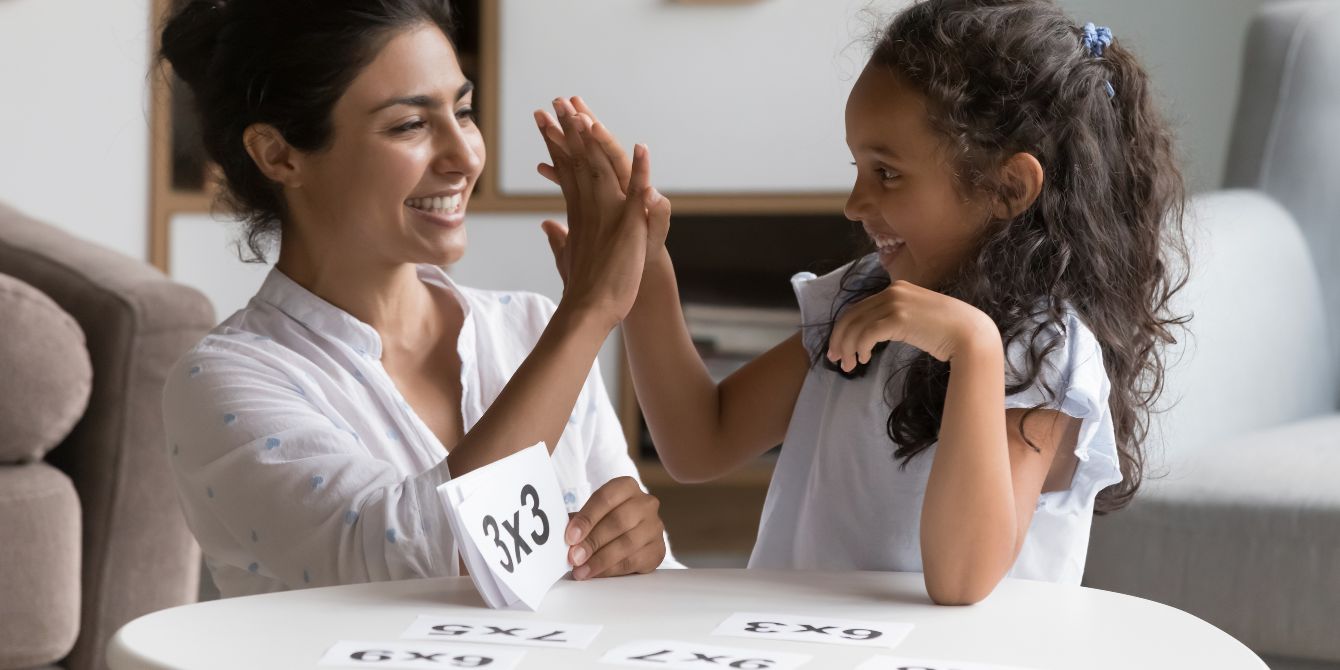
[{"x1": 158, "y1": 0, "x2": 675, "y2": 597}]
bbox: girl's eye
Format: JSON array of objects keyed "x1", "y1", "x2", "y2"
[
  {"x1": 456, "y1": 106, "x2": 477, "y2": 123},
  {"x1": 391, "y1": 119, "x2": 427, "y2": 134},
  {"x1": 851, "y1": 161, "x2": 900, "y2": 182}
]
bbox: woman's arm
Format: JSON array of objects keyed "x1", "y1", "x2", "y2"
[
  {"x1": 446, "y1": 110, "x2": 658, "y2": 477},
  {"x1": 164, "y1": 350, "x2": 462, "y2": 588}
]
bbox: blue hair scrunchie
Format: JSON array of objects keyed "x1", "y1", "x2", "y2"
[
  {"x1": 1082, "y1": 22, "x2": 1114, "y2": 58},
  {"x1": 1082, "y1": 22, "x2": 1117, "y2": 99}
]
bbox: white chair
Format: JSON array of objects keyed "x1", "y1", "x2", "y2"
[{"x1": 1083, "y1": 3, "x2": 1340, "y2": 669}]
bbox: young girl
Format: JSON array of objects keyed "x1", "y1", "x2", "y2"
[{"x1": 537, "y1": 0, "x2": 1187, "y2": 604}]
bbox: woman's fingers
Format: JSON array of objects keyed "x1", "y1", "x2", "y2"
[
  {"x1": 536, "y1": 108, "x2": 579, "y2": 205},
  {"x1": 534, "y1": 109, "x2": 568, "y2": 155},
  {"x1": 574, "y1": 115, "x2": 625, "y2": 204},
  {"x1": 537, "y1": 162, "x2": 559, "y2": 185},
  {"x1": 540, "y1": 219, "x2": 569, "y2": 284},
  {"x1": 553, "y1": 98, "x2": 591, "y2": 163},
  {"x1": 570, "y1": 96, "x2": 632, "y2": 192}
]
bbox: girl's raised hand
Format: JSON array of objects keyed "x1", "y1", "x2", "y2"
[{"x1": 826, "y1": 280, "x2": 1001, "y2": 370}]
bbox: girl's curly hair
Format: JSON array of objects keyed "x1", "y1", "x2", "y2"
[{"x1": 820, "y1": 0, "x2": 1190, "y2": 514}]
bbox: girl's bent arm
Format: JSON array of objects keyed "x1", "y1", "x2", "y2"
[{"x1": 920, "y1": 331, "x2": 1075, "y2": 605}]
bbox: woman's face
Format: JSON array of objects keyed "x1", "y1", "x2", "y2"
[
  {"x1": 291, "y1": 23, "x2": 484, "y2": 267},
  {"x1": 843, "y1": 64, "x2": 991, "y2": 288}
]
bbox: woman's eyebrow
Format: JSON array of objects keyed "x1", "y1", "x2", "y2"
[{"x1": 369, "y1": 81, "x2": 474, "y2": 114}]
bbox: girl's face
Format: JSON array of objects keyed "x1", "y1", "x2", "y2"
[
  {"x1": 844, "y1": 64, "x2": 992, "y2": 288},
  {"x1": 292, "y1": 23, "x2": 484, "y2": 267}
]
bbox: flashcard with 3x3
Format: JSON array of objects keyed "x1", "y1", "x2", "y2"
[{"x1": 441, "y1": 443, "x2": 570, "y2": 610}]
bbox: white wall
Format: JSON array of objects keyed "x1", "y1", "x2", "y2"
[
  {"x1": 0, "y1": 0, "x2": 154, "y2": 262},
  {"x1": 1058, "y1": 0, "x2": 1269, "y2": 191},
  {"x1": 499, "y1": 0, "x2": 1267, "y2": 195},
  {"x1": 0, "y1": 0, "x2": 1274, "y2": 263}
]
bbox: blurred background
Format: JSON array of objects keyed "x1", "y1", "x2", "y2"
[{"x1": 2, "y1": 1, "x2": 1336, "y2": 669}]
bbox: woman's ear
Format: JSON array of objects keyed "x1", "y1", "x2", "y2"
[
  {"x1": 992, "y1": 152, "x2": 1044, "y2": 219},
  {"x1": 243, "y1": 123, "x2": 303, "y2": 188}
]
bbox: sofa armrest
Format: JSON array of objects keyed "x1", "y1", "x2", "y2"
[{"x1": 0, "y1": 201, "x2": 216, "y2": 670}]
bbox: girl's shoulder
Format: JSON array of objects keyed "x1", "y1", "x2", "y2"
[
  {"x1": 792, "y1": 253, "x2": 886, "y2": 353},
  {"x1": 791, "y1": 253, "x2": 884, "y2": 305},
  {"x1": 1004, "y1": 304, "x2": 1110, "y2": 420}
]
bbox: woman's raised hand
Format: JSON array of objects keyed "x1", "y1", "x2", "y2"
[
  {"x1": 537, "y1": 97, "x2": 661, "y2": 328},
  {"x1": 535, "y1": 98, "x2": 671, "y2": 293}
]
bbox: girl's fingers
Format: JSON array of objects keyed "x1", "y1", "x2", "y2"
[
  {"x1": 618, "y1": 145, "x2": 654, "y2": 227},
  {"x1": 626, "y1": 144, "x2": 650, "y2": 197},
  {"x1": 647, "y1": 186, "x2": 671, "y2": 247},
  {"x1": 831, "y1": 313, "x2": 867, "y2": 372}
]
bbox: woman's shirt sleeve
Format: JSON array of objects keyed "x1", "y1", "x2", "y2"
[{"x1": 163, "y1": 345, "x2": 456, "y2": 590}]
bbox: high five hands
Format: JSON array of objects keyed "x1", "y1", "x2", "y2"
[
  {"x1": 534, "y1": 97, "x2": 672, "y2": 292},
  {"x1": 533, "y1": 96, "x2": 669, "y2": 579}
]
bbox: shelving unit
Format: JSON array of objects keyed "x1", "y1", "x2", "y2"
[{"x1": 147, "y1": 0, "x2": 860, "y2": 559}]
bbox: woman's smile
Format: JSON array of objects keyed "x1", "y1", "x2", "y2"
[{"x1": 405, "y1": 192, "x2": 466, "y2": 229}]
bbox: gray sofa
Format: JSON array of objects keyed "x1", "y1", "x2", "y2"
[
  {"x1": 1083, "y1": 2, "x2": 1340, "y2": 669},
  {"x1": 0, "y1": 202, "x2": 215, "y2": 669}
]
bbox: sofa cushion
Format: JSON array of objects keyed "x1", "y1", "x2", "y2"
[
  {"x1": 1085, "y1": 414, "x2": 1340, "y2": 661},
  {"x1": 0, "y1": 273, "x2": 92, "y2": 464},
  {"x1": 0, "y1": 463, "x2": 81, "y2": 668}
]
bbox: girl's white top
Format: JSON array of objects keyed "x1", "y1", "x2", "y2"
[
  {"x1": 750, "y1": 255, "x2": 1122, "y2": 584},
  {"x1": 164, "y1": 264, "x2": 676, "y2": 598}
]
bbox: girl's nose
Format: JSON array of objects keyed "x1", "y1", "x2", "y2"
[{"x1": 844, "y1": 181, "x2": 873, "y2": 223}]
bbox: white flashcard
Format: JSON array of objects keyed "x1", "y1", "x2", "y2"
[
  {"x1": 318, "y1": 640, "x2": 523, "y2": 669},
  {"x1": 855, "y1": 656, "x2": 1042, "y2": 670},
  {"x1": 599, "y1": 639, "x2": 811, "y2": 670},
  {"x1": 402, "y1": 614, "x2": 603, "y2": 649},
  {"x1": 441, "y1": 443, "x2": 571, "y2": 610},
  {"x1": 712, "y1": 612, "x2": 914, "y2": 649}
]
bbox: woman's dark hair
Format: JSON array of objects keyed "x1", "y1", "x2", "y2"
[
  {"x1": 819, "y1": 0, "x2": 1189, "y2": 514},
  {"x1": 158, "y1": 0, "x2": 456, "y2": 262}
]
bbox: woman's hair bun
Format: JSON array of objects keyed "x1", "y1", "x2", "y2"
[{"x1": 159, "y1": 0, "x2": 230, "y2": 88}]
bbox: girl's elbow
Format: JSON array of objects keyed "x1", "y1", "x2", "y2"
[
  {"x1": 923, "y1": 566, "x2": 1005, "y2": 606},
  {"x1": 657, "y1": 453, "x2": 718, "y2": 484}
]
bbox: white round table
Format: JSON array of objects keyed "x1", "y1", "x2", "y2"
[{"x1": 108, "y1": 569, "x2": 1265, "y2": 669}]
